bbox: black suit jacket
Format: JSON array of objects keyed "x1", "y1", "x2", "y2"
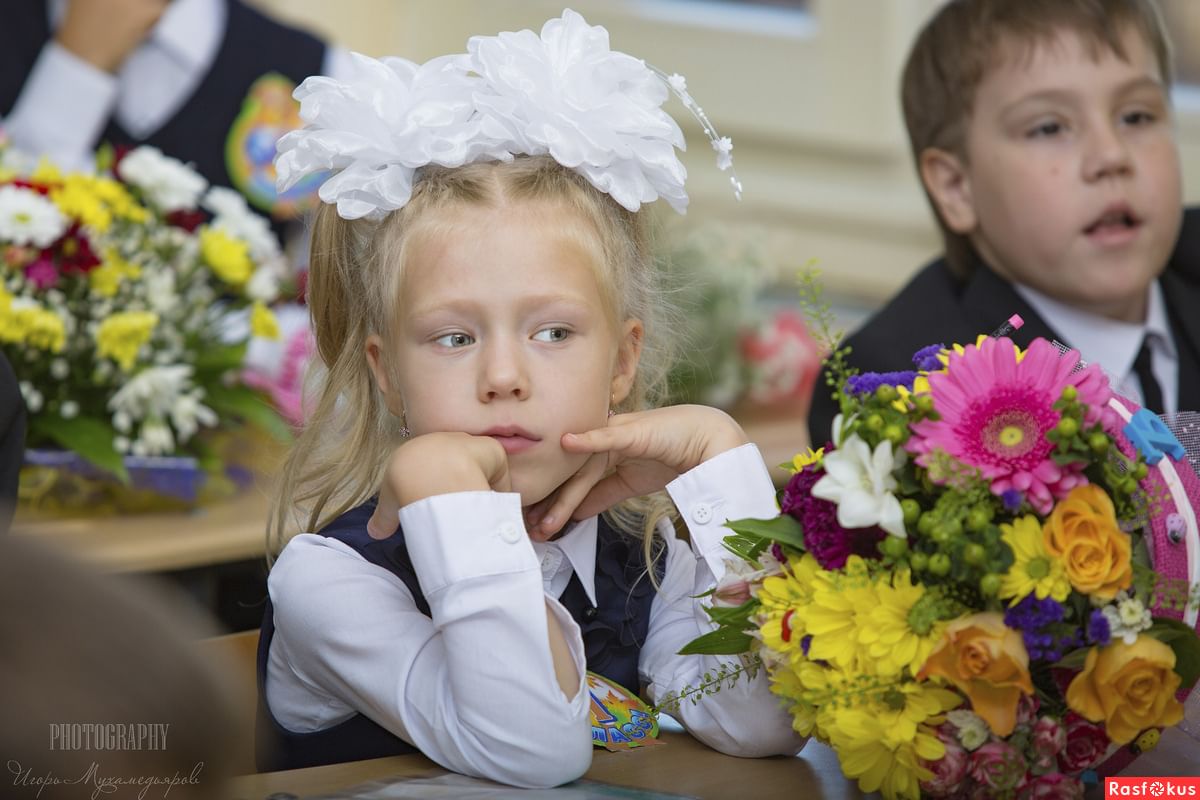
[{"x1": 808, "y1": 208, "x2": 1200, "y2": 445}]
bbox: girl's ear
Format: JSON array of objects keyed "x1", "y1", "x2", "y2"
[
  {"x1": 919, "y1": 146, "x2": 979, "y2": 234},
  {"x1": 610, "y1": 319, "x2": 644, "y2": 405},
  {"x1": 365, "y1": 334, "x2": 406, "y2": 418}
]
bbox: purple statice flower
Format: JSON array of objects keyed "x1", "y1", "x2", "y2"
[
  {"x1": 800, "y1": 635, "x2": 812, "y2": 656},
  {"x1": 1001, "y1": 489, "x2": 1024, "y2": 512},
  {"x1": 1004, "y1": 595, "x2": 1072, "y2": 660},
  {"x1": 781, "y1": 466, "x2": 884, "y2": 569},
  {"x1": 912, "y1": 343, "x2": 946, "y2": 372},
  {"x1": 845, "y1": 370, "x2": 918, "y2": 396},
  {"x1": 1087, "y1": 610, "x2": 1111, "y2": 646}
]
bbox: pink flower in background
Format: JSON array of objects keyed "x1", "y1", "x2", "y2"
[
  {"x1": 969, "y1": 740, "x2": 1026, "y2": 793},
  {"x1": 1057, "y1": 713, "x2": 1109, "y2": 773},
  {"x1": 1020, "y1": 772, "x2": 1084, "y2": 799},
  {"x1": 1031, "y1": 716, "x2": 1066, "y2": 759},
  {"x1": 907, "y1": 337, "x2": 1112, "y2": 514},
  {"x1": 23, "y1": 254, "x2": 58, "y2": 289},
  {"x1": 739, "y1": 309, "x2": 822, "y2": 412},
  {"x1": 242, "y1": 310, "x2": 314, "y2": 426},
  {"x1": 921, "y1": 730, "x2": 970, "y2": 797}
]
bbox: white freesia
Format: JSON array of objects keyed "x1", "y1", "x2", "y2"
[
  {"x1": 138, "y1": 419, "x2": 176, "y2": 456},
  {"x1": 0, "y1": 184, "x2": 67, "y2": 247},
  {"x1": 118, "y1": 146, "x2": 208, "y2": 211},
  {"x1": 810, "y1": 433, "x2": 907, "y2": 537},
  {"x1": 276, "y1": 10, "x2": 716, "y2": 219},
  {"x1": 170, "y1": 391, "x2": 218, "y2": 441}
]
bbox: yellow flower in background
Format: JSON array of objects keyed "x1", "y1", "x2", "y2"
[
  {"x1": 95, "y1": 310, "x2": 158, "y2": 371},
  {"x1": 1044, "y1": 484, "x2": 1132, "y2": 600},
  {"x1": 758, "y1": 553, "x2": 819, "y2": 661},
  {"x1": 250, "y1": 302, "x2": 280, "y2": 340},
  {"x1": 789, "y1": 447, "x2": 824, "y2": 473},
  {"x1": 863, "y1": 570, "x2": 946, "y2": 677},
  {"x1": 999, "y1": 515, "x2": 1070, "y2": 605},
  {"x1": 1065, "y1": 636, "x2": 1183, "y2": 744},
  {"x1": 201, "y1": 228, "x2": 253, "y2": 287},
  {"x1": 0, "y1": 288, "x2": 65, "y2": 352},
  {"x1": 50, "y1": 175, "x2": 148, "y2": 232},
  {"x1": 30, "y1": 157, "x2": 62, "y2": 184},
  {"x1": 827, "y1": 705, "x2": 947, "y2": 800},
  {"x1": 805, "y1": 556, "x2": 878, "y2": 671},
  {"x1": 89, "y1": 250, "x2": 142, "y2": 297}
]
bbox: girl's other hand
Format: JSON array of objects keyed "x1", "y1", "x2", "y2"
[
  {"x1": 527, "y1": 405, "x2": 748, "y2": 539},
  {"x1": 367, "y1": 433, "x2": 510, "y2": 540}
]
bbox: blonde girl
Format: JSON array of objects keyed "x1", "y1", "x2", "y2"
[{"x1": 257, "y1": 10, "x2": 805, "y2": 787}]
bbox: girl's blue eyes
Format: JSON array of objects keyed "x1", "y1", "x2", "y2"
[{"x1": 433, "y1": 328, "x2": 571, "y2": 348}]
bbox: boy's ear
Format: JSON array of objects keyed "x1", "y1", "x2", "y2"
[
  {"x1": 920, "y1": 147, "x2": 978, "y2": 234},
  {"x1": 365, "y1": 334, "x2": 405, "y2": 418},
  {"x1": 610, "y1": 319, "x2": 644, "y2": 405}
]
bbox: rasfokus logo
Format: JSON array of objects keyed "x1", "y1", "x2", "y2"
[{"x1": 1107, "y1": 778, "x2": 1200, "y2": 797}]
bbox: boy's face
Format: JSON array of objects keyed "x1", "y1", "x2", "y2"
[
  {"x1": 923, "y1": 27, "x2": 1182, "y2": 322},
  {"x1": 374, "y1": 201, "x2": 641, "y2": 508}
]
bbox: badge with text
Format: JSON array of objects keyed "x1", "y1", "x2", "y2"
[{"x1": 587, "y1": 672, "x2": 661, "y2": 751}]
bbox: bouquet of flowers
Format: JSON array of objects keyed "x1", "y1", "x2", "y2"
[
  {"x1": 686, "y1": 292, "x2": 1200, "y2": 798},
  {"x1": 0, "y1": 139, "x2": 289, "y2": 500}
]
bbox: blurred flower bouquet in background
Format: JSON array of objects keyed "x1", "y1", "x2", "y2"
[
  {"x1": 0, "y1": 138, "x2": 291, "y2": 514},
  {"x1": 683, "y1": 277, "x2": 1200, "y2": 799},
  {"x1": 661, "y1": 227, "x2": 822, "y2": 416}
]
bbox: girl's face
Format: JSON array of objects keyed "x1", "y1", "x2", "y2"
[{"x1": 368, "y1": 200, "x2": 642, "y2": 507}]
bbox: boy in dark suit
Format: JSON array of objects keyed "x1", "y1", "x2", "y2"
[{"x1": 809, "y1": 0, "x2": 1200, "y2": 445}]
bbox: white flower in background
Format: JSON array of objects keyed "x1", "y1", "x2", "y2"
[
  {"x1": 245, "y1": 265, "x2": 281, "y2": 304},
  {"x1": 1101, "y1": 591, "x2": 1153, "y2": 645},
  {"x1": 143, "y1": 270, "x2": 178, "y2": 315},
  {"x1": 60, "y1": 400, "x2": 79, "y2": 419},
  {"x1": 108, "y1": 364, "x2": 194, "y2": 421},
  {"x1": 946, "y1": 710, "x2": 989, "y2": 751},
  {"x1": 113, "y1": 410, "x2": 132, "y2": 433},
  {"x1": 50, "y1": 358, "x2": 69, "y2": 380},
  {"x1": 202, "y1": 186, "x2": 282, "y2": 264},
  {"x1": 811, "y1": 433, "x2": 907, "y2": 537},
  {"x1": 138, "y1": 419, "x2": 175, "y2": 456},
  {"x1": 170, "y1": 391, "x2": 218, "y2": 441},
  {"x1": 119, "y1": 146, "x2": 208, "y2": 211},
  {"x1": 18, "y1": 381, "x2": 44, "y2": 413},
  {"x1": 0, "y1": 184, "x2": 67, "y2": 247}
]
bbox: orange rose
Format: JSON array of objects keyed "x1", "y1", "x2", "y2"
[
  {"x1": 1065, "y1": 636, "x2": 1184, "y2": 745},
  {"x1": 1043, "y1": 485, "x2": 1132, "y2": 600},
  {"x1": 918, "y1": 612, "x2": 1033, "y2": 737}
]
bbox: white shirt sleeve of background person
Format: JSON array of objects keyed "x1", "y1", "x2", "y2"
[
  {"x1": 3, "y1": 41, "x2": 118, "y2": 172},
  {"x1": 640, "y1": 443, "x2": 808, "y2": 757},
  {"x1": 265, "y1": 491, "x2": 592, "y2": 788}
]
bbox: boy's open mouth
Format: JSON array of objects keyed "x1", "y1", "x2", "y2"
[{"x1": 1084, "y1": 204, "x2": 1141, "y2": 236}]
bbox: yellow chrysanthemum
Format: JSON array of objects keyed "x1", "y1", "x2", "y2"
[
  {"x1": 50, "y1": 175, "x2": 148, "y2": 233},
  {"x1": 999, "y1": 515, "x2": 1071, "y2": 605},
  {"x1": 827, "y1": 706, "x2": 948, "y2": 800},
  {"x1": 805, "y1": 557, "x2": 878, "y2": 671},
  {"x1": 30, "y1": 157, "x2": 62, "y2": 184},
  {"x1": 95, "y1": 310, "x2": 158, "y2": 371},
  {"x1": 89, "y1": 250, "x2": 142, "y2": 298},
  {"x1": 250, "y1": 302, "x2": 280, "y2": 340},
  {"x1": 789, "y1": 447, "x2": 824, "y2": 473},
  {"x1": 200, "y1": 228, "x2": 253, "y2": 287},
  {"x1": 862, "y1": 570, "x2": 946, "y2": 677},
  {"x1": 758, "y1": 554, "x2": 819, "y2": 659},
  {"x1": 0, "y1": 289, "x2": 65, "y2": 352}
]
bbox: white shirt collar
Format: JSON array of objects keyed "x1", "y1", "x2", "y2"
[
  {"x1": 50, "y1": 0, "x2": 223, "y2": 72},
  {"x1": 530, "y1": 516, "x2": 598, "y2": 607},
  {"x1": 1013, "y1": 280, "x2": 1174, "y2": 382}
]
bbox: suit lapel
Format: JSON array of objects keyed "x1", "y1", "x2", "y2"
[{"x1": 959, "y1": 263, "x2": 1064, "y2": 349}]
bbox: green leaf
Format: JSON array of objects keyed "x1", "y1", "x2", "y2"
[
  {"x1": 703, "y1": 598, "x2": 760, "y2": 627},
  {"x1": 722, "y1": 531, "x2": 770, "y2": 563},
  {"x1": 192, "y1": 342, "x2": 249, "y2": 377},
  {"x1": 1147, "y1": 617, "x2": 1200, "y2": 688},
  {"x1": 1053, "y1": 647, "x2": 1091, "y2": 671},
  {"x1": 678, "y1": 627, "x2": 755, "y2": 656},
  {"x1": 30, "y1": 415, "x2": 129, "y2": 483},
  {"x1": 724, "y1": 514, "x2": 806, "y2": 551},
  {"x1": 205, "y1": 384, "x2": 292, "y2": 443}
]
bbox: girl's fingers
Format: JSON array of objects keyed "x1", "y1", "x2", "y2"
[
  {"x1": 530, "y1": 453, "x2": 608, "y2": 540},
  {"x1": 570, "y1": 471, "x2": 640, "y2": 522}
]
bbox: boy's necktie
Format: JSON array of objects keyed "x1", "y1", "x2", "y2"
[{"x1": 1132, "y1": 336, "x2": 1165, "y2": 416}]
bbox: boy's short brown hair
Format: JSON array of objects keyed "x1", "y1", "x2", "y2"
[{"x1": 901, "y1": 0, "x2": 1173, "y2": 276}]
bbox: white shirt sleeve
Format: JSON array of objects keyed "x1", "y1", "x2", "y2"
[
  {"x1": 265, "y1": 491, "x2": 592, "y2": 788},
  {"x1": 3, "y1": 41, "x2": 117, "y2": 171},
  {"x1": 640, "y1": 443, "x2": 808, "y2": 757}
]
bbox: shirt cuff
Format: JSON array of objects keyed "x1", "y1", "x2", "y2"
[
  {"x1": 5, "y1": 41, "x2": 117, "y2": 170},
  {"x1": 397, "y1": 491, "x2": 538, "y2": 595},
  {"x1": 665, "y1": 443, "x2": 778, "y2": 578}
]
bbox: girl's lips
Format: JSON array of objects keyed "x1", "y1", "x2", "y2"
[{"x1": 489, "y1": 434, "x2": 539, "y2": 454}]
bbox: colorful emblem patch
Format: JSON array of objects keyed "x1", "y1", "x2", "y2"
[
  {"x1": 226, "y1": 72, "x2": 326, "y2": 219},
  {"x1": 586, "y1": 672, "x2": 661, "y2": 751}
]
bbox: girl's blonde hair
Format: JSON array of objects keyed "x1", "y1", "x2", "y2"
[{"x1": 269, "y1": 155, "x2": 681, "y2": 571}]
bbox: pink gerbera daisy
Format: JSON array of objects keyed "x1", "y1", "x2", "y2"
[{"x1": 906, "y1": 337, "x2": 1113, "y2": 514}]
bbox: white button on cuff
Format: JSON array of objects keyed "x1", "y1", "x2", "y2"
[
  {"x1": 691, "y1": 503, "x2": 713, "y2": 524},
  {"x1": 498, "y1": 522, "x2": 522, "y2": 544}
]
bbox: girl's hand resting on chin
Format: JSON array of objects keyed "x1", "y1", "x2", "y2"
[
  {"x1": 525, "y1": 405, "x2": 749, "y2": 541},
  {"x1": 367, "y1": 433, "x2": 511, "y2": 540}
]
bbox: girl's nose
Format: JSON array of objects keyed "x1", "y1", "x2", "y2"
[{"x1": 478, "y1": 339, "x2": 530, "y2": 401}]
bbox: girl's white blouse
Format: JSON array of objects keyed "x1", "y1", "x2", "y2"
[{"x1": 265, "y1": 443, "x2": 806, "y2": 788}]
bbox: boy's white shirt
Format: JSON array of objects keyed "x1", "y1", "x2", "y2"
[
  {"x1": 4, "y1": 0, "x2": 355, "y2": 172},
  {"x1": 266, "y1": 443, "x2": 805, "y2": 787},
  {"x1": 1014, "y1": 279, "x2": 1179, "y2": 416}
]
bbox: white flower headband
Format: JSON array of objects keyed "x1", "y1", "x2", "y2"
[{"x1": 275, "y1": 9, "x2": 741, "y2": 221}]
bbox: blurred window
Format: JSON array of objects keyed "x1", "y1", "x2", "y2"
[{"x1": 1160, "y1": 0, "x2": 1200, "y2": 86}]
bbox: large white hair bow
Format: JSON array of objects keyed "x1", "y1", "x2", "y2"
[{"x1": 275, "y1": 9, "x2": 737, "y2": 220}]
